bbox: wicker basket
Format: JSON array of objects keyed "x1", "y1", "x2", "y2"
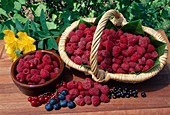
[{"x1": 59, "y1": 9, "x2": 168, "y2": 83}]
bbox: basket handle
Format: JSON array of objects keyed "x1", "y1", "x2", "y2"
[{"x1": 90, "y1": 9, "x2": 126, "y2": 82}]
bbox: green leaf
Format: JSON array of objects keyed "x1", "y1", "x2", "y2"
[
  {"x1": 59, "y1": 22, "x2": 71, "y2": 36},
  {"x1": 121, "y1": 20, "x2": 145, "y2": 36},
  {"x1": 80, "y1": 64, "x2": 91, "y2": 69},
  {"x1": 0, "y1": 33, "x2": 4, "y2": 40},
  {"x1": 50, "y1": 30, "x2": 59, "y2": 36},
  {"x1": 46, "y1": 21, "x2": 57, "y2": 30},
  {"x1": 31, "y1": 21, "x2": 37, "y2": 32},
  {"x1": 1, "y1": 0, "x2": 15, "y2": 13},
  {"x1": 24, "y1": 20, "x2": 29, "y2": 35},
  {"x1": 15, "y1": 19, "x2": 24, "y2": 31},
  {"x1": 34, "y1": 4, "x2": 46, "y2": 17},
  {"x1": 36, "y1": 31, "x2": 50, "y2": 38},
  {"x1": 13, "y1": 14, "x2": 27, "y2": 23},
  {"x1": 14, "y1": 1, "x2": 21, "y2": 11},
  {"x1": 0, "y1": 8, "x2": 9, "y2": 17},
  {"x1": 47, "y1": 36, "x2": 58, "y2": 50},
  {"x1": 17, "y1": 0, "x2": 26, "y2": 5},
  {"x1": 14, "y1": 49, "x2": 22, "y2": 57},
  {"x1": 40, "y1": 9, "x2": 49, "y2": 33},
  {"x1": 38, "y1": 40, "x2": 44, "y2": 50}
]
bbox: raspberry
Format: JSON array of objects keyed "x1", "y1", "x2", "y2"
[
  {"x1": 100, "y1": 85, "x2": 109, "y2": 95},
  {"x1": 112, "y1": 63, "x2": 120, "y2": 71},
  {"x1": 40, "y1": 69, "x2": 49, "y2": 79},
  {"x1": 129, "y1": 68, "x2": 136, "y2": 73},
  {"x1": 85, "y1": 35, "x2": 93, "y2": 42},
  {"x1": 98, "y1": 50, "x2": 102, "y2": 56},
  {"x1": 38, "y1": 79, "x2": 45, "y2": 84},
  {"x1": 75, "y1": 30, "x2": 84, "y2": 38},
  {"x1": 79, "y1": 91, "x2": 85, "y2": 96},
  {"x1": 142, "y1": 65, "x2": 150, "y2": 72},
  {"x1": 104, "y1": 57, "x2": 112, "y2": 65},
  {"x1": 16, "y1": 64, "x2": 24, "y2": 73},
  {"x1": 28, "y1": 82, "x2": 35, "y2": 85},
  {"x1": 31, "y1": 75, "x2": 41, "y2": 83},
  {"x1": 79, "y1": 23, "x2": 87, "y2": 30},
  {"x1": 82, "y1": 55, "x2": 88, "y2": 64},
  {"x1": 30, "y1": 69, "x2": 40, "y2": 75},
  {"x1": 18, "y1": 59, "x2": 24, "y2": 65},
  {"x1": 91, "y1": 96, "x2": 100, "y2": 106},
  {"x1": 82, "y1": 80, "x2": 91, "y2": 90},
  {"x1": 74, "y1": 56, "x2": 83, "y2": 65},
  {"x1": 116, "y1": 67, "x2": 126, "y2": 74},
  {"x1": 84, "y1": 50, "x2": 90, "y2": 59},
  {"x1": 146, "y1": 59, "x2": 154, "y2": 68},
  {"x1": 103, "y1": 29, "x2": 110, "y2": 35},
  {"x1": 139, "y1": 37, "x2": 148, "y2": 48},
  {"x1": 120, "y1": 43, "x2": 128, "y2": 50},
  {"x1": 84, "y1": 90, "x2": 90, "y2": 96},
  {"x1": 105, "y1": 66, "x2": 113, "y2": 73},
  {"x1": 42, "y1": 54, "x2": 52, "y2": 65},
  {"x1": 78, "y1": 41, "x2": 86, "y2": 50},
  {"x1": 101, "y1": 61, "x2": 107, "y2": 68},
  {"x1": 36, "y1": 63, "x2": 45, "y2": 70},
  {"x1": 118, "y1": 55, "x2": 124, "y2": 60},
  {"x1": 16, "y1": 73, "x2": 26, "y2": 83},
  {"x1": 144, "y1": 53, "x2": 152, "y2": 59},
  {"x1": 110, "y1": 29, "x2": 116, "y2": 34},
  {"x1": 137, "y1": 46, "x2": 146, "y2": 56},
  {"x1": 98, "y1": 65, "x2": 104, "y2": 69},
  {"x1": 112, "y1": 58, "x2": 121, "y2": 64},
  {"x1": 99, "y1": 43, "x2": 103, "y2": 50},
  {"x1": 121, "y1": 63, "x2": 130, "y2": 71},
  {"x1": 102, "y1": 34, "x2": 107, "y2": 40},
  {"x1": 94, "y1": 82, "x2": 102, "y2": 89},
  {"x1": 67, "y1": 80, "x2": 78, "y2": 89},
  {"x1": 44, "y1": 65, "x2": 53, "y2": 72},
  {"x1": 101, "y1": 50, "x2": 111, "y2": 58},
  {"x1": 144, "y1": 37, "x2": 150, "y2": 43},
  {"x1": 23, "y1": 61, "x2": 31, "y2": 69},
  {"x1": 65, "y1": 95, "x2": 73, "y2": 101},
  {"x1": 68, "y1": 31, "x2": 76, "y2": 38},
  {"x1": 23, "y1": 55, "x2": 32, "y2": 61},
  {"x1": 26, "y1": 74, "x2": 32, "y2": 82},
  {"x1": 23, "y1": 68, "x2": 30, "y2": 75},
  {"x1": 50, "y1": 72, "x2": 57, "y2": 78},
  {"x1": 127, "y1": 46, "x2": 136, "y2": 56},
  {"x1": 152, "y1": 51, "x2": 158, "y2": 59},
  {"x1": 106, "y1": 40, "x2": 114, "y2": 51},
  {"x1": 84, "y1": 30, "x2": 92, "y2": 36},
  {"x1": 87, "y1": 61, "x2": 90, "y2": 66},
  {"x1": 135, "y1": 64, "x2": 143, "y2": 72},
  {"x1": 33, "y1": 58, "x2": 40, "y2": 66},
  {"x1": 107, "y1": 34, "x2": 115, "y2": 41},
  {"x1": 97, "y1": 55, "x2": 103, "y2": 63},
  {"x1": 75, "y1": 95, "x2": 85, "y2": 106},
  {"x1": 100, "y1": 94, "x2": 109, "y2": 103},
  {"x1": 147, "y1": 44, "x2": 155, "y2": 53},
  {"x1": 122, "y1": 50, "x2": 128, "y2": 57},
  {"x1": 112, "y1": 46, "x2": 121, "y2": 57},
  {"x1": 74, "y1": 48, "x2": 84, "y2": 56},
  {"x1": 138, "y1": 57, "x2": 146, "y2": 65},
  {"x1": 51, "y1": 61, "x2": 58, "y2": 68},
  {"x1": 85, "y1": 78, "x2": 94, "y2": 86},
  {"x1": 116, "y1": 30, "x2": 123, "y2": 37},
  {"x1": 131, "y1": 52, "x2": 141, "y2": 62},
  {"x1": 120, "y1": 35, "x2": 127, "y2": 43},
  {"x1": 89, "y1": 88, "x2": 99, "y2": 96},
  {"x1": 84, "y1": 96, "x2": 91, "y2": 105},
  {"x1": 71, "y1": 56, "x2": 75, "y2": 61},
  {"x1": 54, "y1": 68, "x2": 59, "y2": 74},
  {"x1": 80, "y1": 37, "x2": 85, "y2": 42},
  {"x1": 77, "y1": 81, "x2": 84, "y2": 91},
  {"x1": 129, "y1": 62, "x2": 137, "y2": 67},
  {"x1": 35, "y1": 51, "x2": 43, "y2": 59},
  {"x1": 59, "y1": 86, "x2": 69, "y2": 93},
  {"x1": 70, "y1": 35, "x2": 80, "y2": 43},
  {"x1": 69, "y1": 88, "x2": 79, "y2": 98},
  {"x1": 66, "y1": 46, "x2": 74, "y2": 54},
  {"x1": 127, "y1": 35, "x2": 138, "y2": 46},
  {"x1": 86, "y1": 41, "x2": 92, "y2": 50},
  {"x1": 90, "y1": 26, "x2": 96, "y2": 32}
]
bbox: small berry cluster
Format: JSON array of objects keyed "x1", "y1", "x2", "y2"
[
  {"x1": 16, "y1": 51, "x2": 60, "y2": 84},
  {"x1": 66, "y1": 23, "x2": 159, "y2": 73},
  {"x1": 107, "y1": 87, "x2": 146, "y2": 99}
]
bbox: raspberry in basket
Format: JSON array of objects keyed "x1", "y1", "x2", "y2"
[
  {"x1": 129, "y1": 68, "x2": 136, "y2": 73},
  {"x1": 127, "y1": 46, "x2": 136, "y2": 56},
  {"x1": 131, "y1": 52, "x2": 141, "y2": 62},
  {"x1": 144, "y1": 36, "x2": 150, "y2": 43},
  {"x1": 75, "y1": 30, "x2": 84, "y2": 38},
  {"x1": 38, "y1": 79, "x2": 45, "y2": 84},
  {"x1": 70, "y1": 35, "x2": 80, "y2": 43},
  {"x1": 74, "y1": 56, "x2": 82, "y2": 65},
  {"x1": 144, "y1": 53, "x2": 152, "y2": 59},
  {"x1": 139, "y1": 37, "x2": 148, "y2": 48},
  {"x1": 35, "y1": 51, "x2": 43, "y2": 59},
  {"x1": 85, "y1": 35, "x2": 93, "y2": 42},
  {"x1": 112, "y1": 58, "x2": 122, "y2": 64},
  {"x1": 94, "y1": 82, "x2": 102, "y2": 89},
  {"x1": 101, "y1": 50, "x2": 111, "y2": 58},
  {"x1": 112, "y1": 46, "x2": 121, "y2": 57},
  {"x1": 74, "y1": 48, "x2": 84, "y2": 56},
  {"x1": 121, "y1": 63, "x2": 130, "y2": 71},
  {"x1": 147, "y1": 44, "x2": 155, "y2": 53},
  {"x1": 42, "y1": 54, "x2": 52, "y2": 65},
  {"x1": 129, "y1": 62, "x2": 137, "y2": 67},
  {"x1": 137, "y1": 46, "x2": 146, "y2": 56},
  {"x1": 82, "y1": 80, "x2": 91, "y2": 90},
  {"x1": 135, "y1": 64, "x2": 143, "y2": 72},
  {"x1": 116, "y1": 67, "x2": 126, "y2": 74},
  {"x1": 146, "y1": 59, "x2": 154, "y2": 68},
  {"x1": 82, "y1": 55, "x2": 88, "y2": 64},
  {"x1": 100, "y1": 85, "x2": 109, "y2": 95},
  {"x1": 152, "y1": 51, "x2": 158, "y2": 59},
  {"x1": 59, "y1": 86, "x2": 69, "y2": 93},
  {"x1": 89, "y1": 88, "x2": 99, "y2": 96},
  {"x1": 138, "y1": 57, "x2": 146, "y2": 65},
  {"x1": 86, "y1": 41, "x2": 92, "y2": 50},
  {"x1": 75, "y1": 95, "x2": 85, "y2": 106},
  {"x1": 91, "y1": 96, "x2": 100, "y2": 106},
  {"x1": 84, "y1": 96, "x2": 91, "y2": 105},
  {"x1": 90, "y1": 26, "x2": 96, "y2": 32},
  {"x1": 79, "y1": 23, "x2": 87, "y2": 30},
  {"x1": 120, "y1": 43, "x2": 127, "y2": 50},
  {"x1": 40, "y1": 69, "x2": 49, "y2": 79},
  {"x1": 142, "y1": 65, "x2": 150, "y2": 72},
  {"x1": 120, "y1": 35, "x2": 127, "y2": 43},
  {"x1": 68, "y1": 31, "x2": 76, "y2": 39},
  {"x1": 77, "y1": 81, "x2": 84, "y2": 91},
  {"x1": 127, "y1": 35, "x2": 139, "y2": 46},
  {"x1": 66, "y1": 46, "x2": 74, "y2": 54}
]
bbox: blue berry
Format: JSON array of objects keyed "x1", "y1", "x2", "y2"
[
  {"x1": 61, "y1": 90, "x2": 68, "y2": 96},
  {"x1": 120, "y1": 93, "x2": 125, "y2": 98},
  {"x1": 141, "y1": 92, "x2": 146, "y2": 97},
  {"x1": 49, "y1": 98, "x2": 57, "y2": 105},
  {"x1": 67, "y1": 101, "x2": 76, "y2": 109},
  {"x1": 134, "y1": 94, "x2": 138, "y2": 98},
  {"x1": 59, "y1": 100, "x2": 67, "y2": 107},
  {"x1": 109, "y1": 90, "x2": 114, "y2": 94},
  {"x1": 107, "y1": 94, "x2": 111, "y2": 99},
  {"x1": 58, "y1": 94, "x2": 65, "y2": 100},
  {"x1": 53, "y1": 103, "x2": 61, "y2": 110},
  {"x1": 45, "y1": 104, "x2": 53, "y2": 111},
  {"x1": 129, "y1": 91, "x2": 133, "y2": 96},
  {"x1": 126, "y1": 94, "x2": 130, "y2": 98},
  {"x1": 124, "y1": 88, "x2": 128, "y2": 91},
  {"x1": 114, "y1": 88, "x2": 117, "y2": 92},
  {"x1": 132, "y1": 90, "x2": 138, "y2": 94}
]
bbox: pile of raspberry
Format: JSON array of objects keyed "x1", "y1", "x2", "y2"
[
  {"x1": 66, "y1": 23, "x2": 159, "y2": 74},
  {"x1": 15, "y1": 51, "x2": 60, "y2": 85},
  {"x1": 59, "y1": 78, "x2": 110, "y2": 106}
]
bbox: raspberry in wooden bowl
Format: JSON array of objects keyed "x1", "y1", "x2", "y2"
[{"x1": 10, "y1": 50, "x2": 64, "y2": 96}]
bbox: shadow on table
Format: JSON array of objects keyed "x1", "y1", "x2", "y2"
[{"x1": 63, "y1": 64, "x2": 170, "y2": 92}]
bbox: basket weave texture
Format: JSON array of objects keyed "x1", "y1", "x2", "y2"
[{"x1": 59, "y1": 9, "x2": 168, "y2": 83}]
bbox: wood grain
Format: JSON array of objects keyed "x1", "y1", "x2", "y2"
[{"x1": 0, "y1": 31, "x2": 170, "y2": 115}]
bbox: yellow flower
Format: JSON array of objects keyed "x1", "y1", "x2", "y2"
[
  {"x1": 6, "y1": 46, "x2": 18, "y2": 62},
  {"x1": 3, "y1": 30, "x2": 18, "y2": 50},
  {"x1": 17, "y1": 32, "x2": 36, "y2": 54}
]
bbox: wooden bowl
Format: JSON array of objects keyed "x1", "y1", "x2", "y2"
[{"x1": 10, "y1": 50, "x2": 64, "y2": 96}]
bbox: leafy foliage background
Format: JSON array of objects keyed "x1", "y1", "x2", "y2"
[{"x1": 0, "y1": 0, "x2": 169, "y2": 43}]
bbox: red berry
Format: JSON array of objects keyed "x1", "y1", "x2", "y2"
[
  {"x1": 44, "y1": 97, "x2": 49, "y2": 102},
  {"x1": 28, "y1": 97, "x2": 32, "y2": 102},
  {"x1": 33, "y1": 96, "x2": 38, "y2": 101},
  {"x1": 36, "y1": 101, "x2": 41, "y2": 106},
  {"x1": 56, "y1": 84, "x2": 60, "y2": 88},
  {"x1": 62, "y1": 81, "x2": 67, "y2": 87},
  {"x1": 38, "y1": 97, "x2": 44, "y2": 103},
  {"x1": 31, "y1": 100, "x2": 37, "y2": 106}
]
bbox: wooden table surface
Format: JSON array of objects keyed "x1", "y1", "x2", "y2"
[{"x1": 0, "y1": 30, "x2": 170, "y2": 115}]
